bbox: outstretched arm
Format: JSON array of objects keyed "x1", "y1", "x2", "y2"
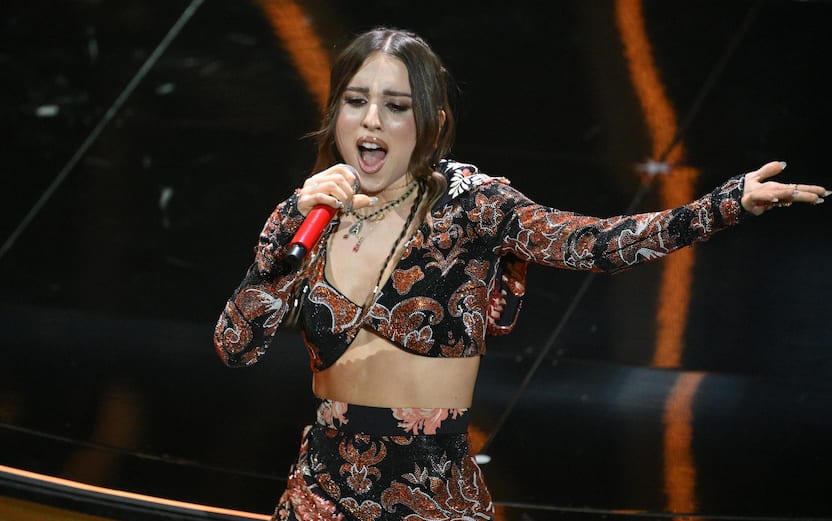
[{"x1": 492, "y1": 161, "x2": 826, "y2": 274}]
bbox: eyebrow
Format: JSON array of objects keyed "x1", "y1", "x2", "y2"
[{"x1": 345, "y1": 86, "x2": 412, "y2": 98}]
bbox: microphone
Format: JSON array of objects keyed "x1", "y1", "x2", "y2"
[
  {"x1": 284, "y1": 166, "x2": 360, "y2": 271},
  {"x1": 284, "y1": 205, "x2": 337, "y2": 270}
]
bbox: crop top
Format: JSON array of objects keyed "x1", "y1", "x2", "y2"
[{"x1": 214, "y1": 159, "x2": 749, "y2": 371}]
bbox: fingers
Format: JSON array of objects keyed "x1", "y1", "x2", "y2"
[
  {"x1": 776, "y1": 182, "x2": 827, "y2": 207},
  {"x1": 350, "y1": 194, "x2": 379, "y2": 211},
  {"x1": 750, "y1": 183, "x2": 827, "y2": 215},
  {"x1": 793, "y1": 183, "x2": 830, "y2": 201},
  {"x1": 297, "y1": 164, "x2": 364, "y2": 215},
  {"x1": 747, "y1": 160, "x2": 787, "y2": 182},
  {"x1": 742, "y1": 159, "x2": 829, "y2": 215}
]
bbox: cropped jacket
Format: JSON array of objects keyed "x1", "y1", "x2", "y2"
[{"x1": 214, "y1": 160, "x2": 748, "y2": 370}]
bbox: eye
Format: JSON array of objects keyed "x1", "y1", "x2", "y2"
[
  {"x1": 387, "y1": 102, "x2": 411, "y2": 113},
  {"x1": 344, "y1": 96, "x2": 366, "y2": 107}
]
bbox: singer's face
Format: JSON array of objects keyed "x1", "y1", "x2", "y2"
[{"x1": 335, "y1": 52, "x2": 417, "y2": 194}]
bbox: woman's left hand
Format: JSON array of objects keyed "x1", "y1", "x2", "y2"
[{"x1": 742, "y1": 161, "x2": 828, "y2": 216}]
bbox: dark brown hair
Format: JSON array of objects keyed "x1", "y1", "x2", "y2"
[{"x1": 309, "y1": 27, "x2": 455, "y2": 214}]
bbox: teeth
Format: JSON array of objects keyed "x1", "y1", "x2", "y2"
[{"x1": 360, "y1": 142, "x2": 381, "y2": 150}]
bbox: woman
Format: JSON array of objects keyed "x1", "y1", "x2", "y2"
[{"x1": 214, "y1": 27, "x2": 827, "y2": 520}]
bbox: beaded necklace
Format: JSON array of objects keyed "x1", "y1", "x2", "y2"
[{"x1": 342, "y1": 180, "x2": 417, "y2": 252}]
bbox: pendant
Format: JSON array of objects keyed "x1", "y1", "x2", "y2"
[
  {"x1": 352, "y1": 236, "x2": 364, "y2": 253},
  {"x1": 348, "y1": 220, "x2": 363, "y2": 236}
]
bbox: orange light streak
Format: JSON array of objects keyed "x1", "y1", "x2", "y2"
[
  {"x1": 468, "y1": 423, "x2": 487, "y2": 455},
  {"x1": 254, "y1": 0, "x2": 331, "y2": 112},
  {"x1": 0, "y1": 464, "x2": 271, "y2": 519},
  {"x1": 615, "y1": 0, "x2": 703, "y2": 517},
  {"x1": 468, "y1": 424, "x2": 508, "y2": 521},
  {"x1": 662, "y1": 372, "x2": 705, "y2": 514},
  {"x1": 615, "y1": 1, "x2": 680, "y2": 161},
  {"x1": 615, "y1": 0, "x2": 699, "y2": 366}
]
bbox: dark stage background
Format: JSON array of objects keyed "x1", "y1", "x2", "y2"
[{"x1": 1, "y1": 1, "x2": 831, "y2": 519}]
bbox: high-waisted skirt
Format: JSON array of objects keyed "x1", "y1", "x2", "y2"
[{"x1": 272, "y1": 399, "x2": 494, "y2": 521}]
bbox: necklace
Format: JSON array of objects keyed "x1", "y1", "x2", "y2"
[{"x1": 343, "y1": 180, "x2": 417, "y2": 252}]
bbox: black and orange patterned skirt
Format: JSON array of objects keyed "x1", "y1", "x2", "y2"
[{"x1": 273, "y1": 399, "x2": 494, "y2": 520}]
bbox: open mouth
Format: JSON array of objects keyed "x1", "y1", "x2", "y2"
[{"x1": 357, "y1": 137, "x2": 387, "y2": 173}]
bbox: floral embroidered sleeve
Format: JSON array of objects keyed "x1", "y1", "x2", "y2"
[
  {"x1": 491, "y1": 176, "x2": 750, "y2": 272},
  {"x1": 213, "y1": 192, "x2": 305, "y2": 367}
]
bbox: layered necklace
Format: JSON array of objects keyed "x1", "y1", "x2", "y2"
[{"x1": 342, "y1": 180, "x2": 417, "y2": 253}]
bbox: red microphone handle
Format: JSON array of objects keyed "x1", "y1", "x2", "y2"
[{"x1": 284, "y1": 205, "x2": 337, "y2": 269}]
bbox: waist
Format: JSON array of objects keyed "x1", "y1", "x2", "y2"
[
  {"x1": 312, "y1": 337, "x2": 481, "y2": 407},
  {"x1": 315, "y1": 398, "x2": 470, "y2": 436}
]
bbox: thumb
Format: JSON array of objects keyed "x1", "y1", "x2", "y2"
[{"x1": 351, "y1": 194, "x2": 379, "y2": 211}]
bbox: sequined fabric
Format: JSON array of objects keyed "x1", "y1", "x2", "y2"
[
  {"x1": 315, "y1": 399, "x2": 470, "y2": 435},
  {"x1": 214, "y1": 159, "x2": 748, "y2": 369},
  {"x1": 273, "y1": 401, "x2": 493, "y2": 521}
]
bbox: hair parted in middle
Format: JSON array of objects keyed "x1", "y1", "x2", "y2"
[{"x1": 309, "y1": 26, "x2": 458, "y2": 214}]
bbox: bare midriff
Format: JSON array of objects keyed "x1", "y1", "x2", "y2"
[
  {"x1": 316, "y1": 194, "x2": 481, "y2": 408},
  {"x1": 312, "y1": 328, "x2": 480, "y2": 409}
]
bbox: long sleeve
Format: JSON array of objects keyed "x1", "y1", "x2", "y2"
[
  {"x1": 213, "y1": 192, "x2": 305, "y2": 367},
  {"x1": 397, "y1": 160, "x2": 754, "y2": 340},
  {"x1": 493, "y1": 175, "x2": 750, "y2": 273}
]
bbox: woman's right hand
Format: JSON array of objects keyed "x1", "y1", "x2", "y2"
[{"x1": 296, "y1": 164, "x2": 377, "y2": 216}]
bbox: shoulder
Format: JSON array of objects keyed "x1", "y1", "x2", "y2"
[
  {"x1": 433, "y1": 159, "x2": 515, "y2": 210},
  {"x1": 440, "y1": 159, "x2": 511, "y2": 196}
]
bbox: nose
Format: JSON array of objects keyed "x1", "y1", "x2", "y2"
[{"x1": 362, "y1": 102, "x2": 382, "y2": 130}]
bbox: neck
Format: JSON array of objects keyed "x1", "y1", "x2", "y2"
[
  {"x1": 373, "y1": 178, "x2": 416, "y2": 204},
  {"x1": 372, "y1": 173, "x2": 410, "y2": 192}
]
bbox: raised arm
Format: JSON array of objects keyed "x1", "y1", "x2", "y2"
[{"x1": 213, "y1": 193, "x2": 304, "y2": 367}]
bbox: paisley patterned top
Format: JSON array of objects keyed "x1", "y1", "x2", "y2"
[{"x1": 214, "y1": 159, "x2": 748, "y2": 371}]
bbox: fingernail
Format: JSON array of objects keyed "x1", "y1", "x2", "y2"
[
  {"x1": 815, "y1": 198, "x2": 825, "y2": 205},
  {"x1": 771, "y1": 198, "x2": 779, "y2": 203},
  {"x1": 369, "y1": 196, "x2": 379, "y2": 205},
  {"x1": 824, "y1": 190, "x2": 831, "y2": 197},
  {"x1": 779, "y1": 161, "x2": 787, "y2": 170}
]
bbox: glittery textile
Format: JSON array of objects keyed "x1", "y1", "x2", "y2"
[
  {"x1": 214, "y1": 159, "x2": 748, "y2": 370},
  {"x1": 315, "y1": 399, "x2": 469, "y2": 435},
  {"x1": 272, "y1": 401, "x2": 493, "y2": 521}
]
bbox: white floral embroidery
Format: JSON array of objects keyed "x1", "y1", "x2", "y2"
[{"x1": 449, "y1": 170, "x2": 490, "y2": 199}]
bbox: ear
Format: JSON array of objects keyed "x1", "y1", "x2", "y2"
[{"x1": 435, "y1": 109, "x2": 447, "y2": 146}]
